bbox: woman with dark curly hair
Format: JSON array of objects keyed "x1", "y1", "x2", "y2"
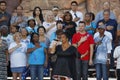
[{"x1": 63, "y1": 11, "x2": 77, "y2": 40}]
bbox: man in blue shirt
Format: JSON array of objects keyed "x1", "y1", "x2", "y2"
[
  {"x1": 94, "y1": 2, "x2": 116, "y2": 24},
  {"x1": 0, "y1": 1, "x2": 11, "y2": 27},
  {"x1": 97, "y1": 10, "x2": 117, "y2": 41}
]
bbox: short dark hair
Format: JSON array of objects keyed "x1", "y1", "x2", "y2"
[
  {"x1": 79, "y1": 21, "x2": 86, "y2": 25},
  {"x1": 37, "y1": 26, "x2": 46, "y2": 33},
  {"x1": 103, "y1": 9, "x2": 110, "y2": 15},
  {"x1": 56, "y1": 20, "x2": 63, "y2": 25},
  {"x1": 0, "y1": 1, "x2": 7, "y2": 5},
  {"x1": 56, "y1": 29, "x2": 63, "y2": 35},
  {"x1": 85, "y1": 12, "x2": 91, "y2": 17},
  {"x1": 71, "y1": 1, "x2": 78, "y2": 5},
  {"x1": 27, "y1": 19, "x2": 36, "y2": 26},
  {"x1": 30, "y1": 33, "x2": 39, "y2": 44},
  {"x1": 61, "y1": 32, "x2": 70, "y2": 41}
]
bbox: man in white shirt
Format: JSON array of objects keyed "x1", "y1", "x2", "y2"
[{"x1": 69, "y1": 1, "x2": 83, "y2": 26}]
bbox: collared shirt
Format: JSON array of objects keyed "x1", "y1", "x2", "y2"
[
  {"x1": 94, "y1": 31, "x2": 113, "y2": 40},
  {"x1": 69, "y1": 10, "x2": 83, "y2": 26},
  {"x1": 94, "y1": 35, "x2": 112, "y2": 64},
  {"x1": 94, "y1": 11, "x2": 116, "y2": 24},
  {"x1": 0, "y1": 11, "x2": 11, "y2": 26},
  {"x1": 97, "y1": 19, "x2": 117, "y2": 41},
  {"x1": 10, "y1": 15, "x2": 28, "y2": 28}
]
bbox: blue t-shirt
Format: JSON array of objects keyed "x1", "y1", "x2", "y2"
[
  {"x1": 85, "y1": 22, "x2": 96, "y2": 35},
  {"x1": 28, "y1": 42, "x2": 47, "y2": 65}
]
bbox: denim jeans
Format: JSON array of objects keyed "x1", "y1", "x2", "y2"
[
  {"x1": 78, "y1": 60, "x2": 88, "y2": 80},
  {"x1": 30, "y1": 65, "x2": 44, "y2": 80},
  {"x1": 81, "y1": 60, "x2": 88, "y2": 80},
  {"x1": 95, "y1": 63, "x2": 108, "y2": 80},
  {"x1": 117, "y1": 69, "x2": 120, "y2": 80}
]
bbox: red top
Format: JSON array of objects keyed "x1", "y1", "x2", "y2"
[{"x1": 72, "y1": 32, "x2": 94, "y2": 60}]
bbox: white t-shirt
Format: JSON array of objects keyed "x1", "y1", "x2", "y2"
[
  {"x1": 8, "y1": 42, "x2": 27, "y2": 68},
  {"x1": 43, "y1": 21, "x2": 56, "y2": 39},
  {"x1": 70, "y1": 10, "x2": 83, "y2": 26}
]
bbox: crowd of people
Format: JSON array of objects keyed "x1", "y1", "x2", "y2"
[{"x1": 0, "y1": 0, "x2": 120, "y2": 80}]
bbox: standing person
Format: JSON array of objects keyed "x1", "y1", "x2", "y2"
[
  {"x1": 0, "y1": 1, "x2": 11, "y2": 27},
  {"x1": 37, "y1": 26, "x2": 50, "y2": 77},
  {"x1": 26, "y1": 17, "x2": 38, "y2": 35},
  {"x1": 52, "y1": 6, "x2": 63, "y2": 21},
  {"x1": 33, "y1": 6, "x2": 44, "y2": 26},
  {"x1": 0, "y1": 25, "x2": 14, "y2": 46},
  {"x1": 27, "y1": 33, "x2": 48, "y2": 80},
  {"x1": 1, "y1": 25, "x2": 16, "y2": 77},
  {"x1": 113, "y1": 46, "x2": 120, "y2": 80},
  {"x1": 69, "y1": 1, "x2": 83, "y2": 26},
  {"x1": 49, "y1": 29, "x2": 63, "y2": 80},
  {"x1": 8, "y1": 32, "x2": 27, "y2": 80},
  {"x1": 37, "y1": 26, "x2": 50, "y2": 48},
  {"x1": 0, "y1": 31, "x2": 8, "y2": 80},
  {"x1": 84, "y1": 12, "x2": 96, "y2": 35},
  {"x1": 50, "y1": 20, "x2": 63, "y2": 42},
  {"x1": 94, "y1": 2, "x2": 116, "y2": 24},
  {"x1": 43, "y1": 11, "x2": 56, "y2": 39},
  {"x1": 97, "y1": 10, "x2": 117, "y2": 68},
  {"x1": 19, "y1": 27, "x2": 30, "y2": 45},
  {"x1": 50, "y1": 32, "x2": 77, "y2": 80},
  {"x1": 10, "y1": 5, "x2": 27, "y2": 28},
  {"x1": 63, "y1": 11, "x2": 77, "y2": 40},
  {"x1": 72, "y1": 21, "x2": 94, "y2": 80},
  {"x1": 94, "y1": 25, "x2": 112, "y2": 80}
]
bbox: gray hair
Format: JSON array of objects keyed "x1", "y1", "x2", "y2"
[{"x1": 0, "y1": 25, "x2": 8, "y2": 30}]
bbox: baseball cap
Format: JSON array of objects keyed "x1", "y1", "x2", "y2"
[
  {"x1": 98, "y1": 25, "x2": 106, "y2": 29},
  {"x1": 52, "y1": 6, "x2": 59, "y2": 11}
]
